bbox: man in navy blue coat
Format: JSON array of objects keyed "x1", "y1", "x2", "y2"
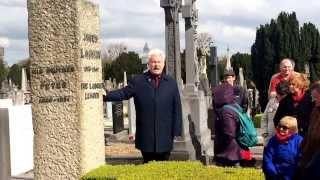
[{"x1": 104, "y1": 49, "x2": 182, "y2": 163}]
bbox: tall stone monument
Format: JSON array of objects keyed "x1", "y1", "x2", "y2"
[
  {"x1": 160, "y1": 0, "x2": 196, "y2": 160},
  {"x1": 182, "y1": 0, "x2": 213, "y2": 163},
  {"x1": 209, "y1": 46, "x2": 219, "y2": 87},
  {"x1": 160, "y1": 0, "x2": 182, "y2": 81},
  {"x1": 183, "y1": 0, "x2": 199, "y2": 86},
  {"x1": 28, "y1": 0, "x2": 105, "y2": 179}
]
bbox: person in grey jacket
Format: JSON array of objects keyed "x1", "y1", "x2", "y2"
[{"x1": 104, "y1": 49, "x2": 182, "y2": 163}]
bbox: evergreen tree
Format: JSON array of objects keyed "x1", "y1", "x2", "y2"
[
  {"x1": 8, "y1": 64, "x2": 22, "y2": 88},
  {"x1": 231, "y1": 52, "x2": 252, "y2": 81},
  {"x1": 300, "y1": 23, "x2": 320, "y2": 81},
  {"x1": 0, "y1": 58, "x2": 8, "y2": 87},
  {"x1": 103, "y1": 51, "x2": 144, "y2": 82},
  {"x1": 251, "y1": 12, "x2": 304, "y2": 109}
]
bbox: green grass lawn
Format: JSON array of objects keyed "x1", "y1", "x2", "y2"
[{"x1": 82, "y1": 161, "x2": 264, "y2": 180}]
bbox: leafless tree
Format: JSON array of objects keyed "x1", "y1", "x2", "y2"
[
  {"x1": 102, "y1": 42, "x2": 128, "y2": 63},
  {"x1": 195, "y1": 32, "x2": 213, "y2": 56}
]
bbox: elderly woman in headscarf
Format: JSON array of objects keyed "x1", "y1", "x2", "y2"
[
  {"x1": 273, "y1": 73, "x2": 313, "y2": 137},
  {"x1": 213, "y1": 83, "x2": 243, "y2": 166}
]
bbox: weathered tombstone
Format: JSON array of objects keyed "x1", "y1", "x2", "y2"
[
  {"x1": 28, "y1": 0, "x2": 105, "y2": 179},
  {"x1": 0, "y1": 99, "x2": 33, "y2": 178},
  {"x1": 209, "y1": 46, "x2": 219, "y2": 87},
  {"x1": 112, "y1": 102, "x2": 124, "y2": 134},
  {"x1": 239, "y1": 67, "x2": 244, "y2": 87},
  {"x1": 208, "y1": 46, "x2": 218, "y2": 135},
  {"x1": 128, "y1": 99, "x2": 136, "y2": 136},
  {"x1": 124, "y1": 72, "x2": 136, "y2": 137},
  {"x1": 182, "y1": 0, "x2": 213, "y2": 163},
  {"x1": 160, "y1": 0, "x2": 196, "y2": 161},
  {"x1": 160, "y1": 0, "x2": 182, "y2": 82},
  {"x1": 0, "y1": 100, "x2": 11, "y2": 180},
  {"x1": 183, "y1": 0, "x2": 199, "y2": 86}
]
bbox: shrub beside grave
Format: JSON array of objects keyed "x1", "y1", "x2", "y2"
[
  {"x1": 82, "y1": 161, "x2": 264, "y2": 180},
  {"x1": 253, "y1": 113, "x2": 263, "y2": 128}
]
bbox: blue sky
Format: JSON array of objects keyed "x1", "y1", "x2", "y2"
[{"x1": 1, "y1": 0, "x2": 320, "y2": 65}]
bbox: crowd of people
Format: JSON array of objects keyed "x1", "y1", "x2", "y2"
[
  {"x1": 104, "y1": 51, "x2": 320, "y2": 179},
  {"x1": 213, "y1": 58, "x2": 320, "y2": 179}
]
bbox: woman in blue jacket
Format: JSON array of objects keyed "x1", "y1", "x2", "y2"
[{"x1": 263, "y1": 116, "x2": 303, "y2": 180}]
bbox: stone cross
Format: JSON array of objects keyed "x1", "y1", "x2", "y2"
[
  {"x1": 28, "y1": 0, "x2": 105, "y2": 179},
  {"x1": 209, "y1": 46, "x2": 219, "y2": 87},
  {"x1": 182, "y1": 0, "x2": 199, "y2": 86},
  {"x1": 160, "y1": 0, "x2": 182, "y2": 81}
]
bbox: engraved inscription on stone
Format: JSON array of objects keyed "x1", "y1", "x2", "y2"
[
  {"x1": 31, "y1": 65, "x2": 76, "y2": 75},
  {"x1": 30, "y1": 65, "x2": 75, "y2": 103},
  {"x1": 83, "y1": 33, "x2": 98, "y2": 43},
  {"x1": 40, "y1": 81, "x2": 68, "y2": 90},
  {"x1": 80, "y1": 83, "x2": 103, "y2": 90},
  {"x1": 80, "y1": 33, "x2": 100, "y2": 60},
  {"x1": 85, "y1": 92, "x2": 99, "y2": 100},
  {"x1": 38, "y1": 96, "x2": 70, "y2": 104},
  {"x1": 80, "y1": 49, "x2": 101, "y2": 59},
  {"x1": 80, "y1": 32, "x2": 102, "y2": 100},
  {"x1": 83, "y1": 66, "x2": 99, "y2": 72}
]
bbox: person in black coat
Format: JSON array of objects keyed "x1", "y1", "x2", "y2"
[
  {"x1": 104, "y1": 49, "x2": 182, "y2": 163},
  {"x1": 294, "y1": 81, "x2": 320, "y2": 179},
  {"x1": 273, "y1": 73, "x2": 313, "y2": 137}
]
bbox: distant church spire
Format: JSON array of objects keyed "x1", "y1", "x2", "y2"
[
  {"x1": 225, "y1": 46, "x2": 233, "y2": 71},
  {"x1": 143, "y1": 42, "x2": 150, "y2": 53},
  {"x1": 141, "y1": 42, "x2": 150, "y2": 65}
]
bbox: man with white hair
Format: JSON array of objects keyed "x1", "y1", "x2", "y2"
[
  {"x1": 104, "y1": 48, "x2": 182, "y2": 163},
  {"x1": 268, "y1": 58, "x2": 299, "y2": 98}
]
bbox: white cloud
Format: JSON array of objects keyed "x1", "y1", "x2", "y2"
[
  {"x1": 2, "y1": 0, "x2": 320, "y2": 64},
  {"x1": 0, "y1": 0, "x2": 25, "y2": 7},
  {"x1": 0, "y1": 37, "x2": 10, "y2": 48}
]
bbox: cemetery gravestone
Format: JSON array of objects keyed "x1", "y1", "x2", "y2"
[
  {"x1": 0, "y1": 101, "x2": 11, "y2": 180},
  {"x1": 112, "y1": 102, "x2": 124, "y2": 134},
  {"x1": 28, "y1": 0, "x2": 104, "y2": 179}
]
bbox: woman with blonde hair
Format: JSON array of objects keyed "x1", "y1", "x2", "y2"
[
  {"x1": 273, "y1": 73, "x2": 313, "y2": 137},
  {"x1": 263, "y1": 116, "x2": 303, "y2": 180}
]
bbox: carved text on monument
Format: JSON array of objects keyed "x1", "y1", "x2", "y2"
[
  {"x1": 40, "y1": 81, "x2": 68, "y2": 90},
  {"x1": 31, "y1": 65, "x2": 76, "y2": 75},
  {"x1": 38, "y1": 96, "x2": 71, "y2": 104},
  {"x1": 84, "y1": 92, "x2": 99, "y2": 100},
  {"x1": 83, "y1": 66, "x2": 99, "y2": 72},
  {"x1": 80, "y1": 49, "x2": 101, "y2": 59},
  {"x1": 83, "y1": 33, "x2": 98, "y2": 43},
  {"x1": 80, "y1": 83, "x2": 104, "y2": 90}
]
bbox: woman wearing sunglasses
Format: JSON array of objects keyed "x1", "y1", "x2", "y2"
[{"x1": 263, "y1": 116, "x2": 303, "y2": 180}]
